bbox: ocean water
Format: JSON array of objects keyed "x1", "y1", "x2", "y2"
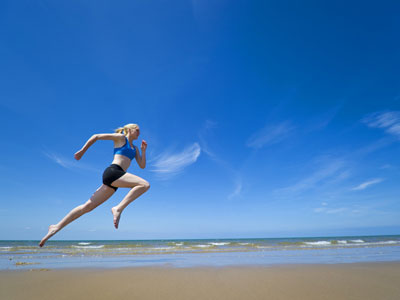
[{"x1": 1, "y1": 235, "x2": 399, "y2": 270}]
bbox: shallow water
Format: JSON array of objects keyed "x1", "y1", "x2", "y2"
[{"x1": 1, "y1": 235, "x2": 399, "y2": 270}]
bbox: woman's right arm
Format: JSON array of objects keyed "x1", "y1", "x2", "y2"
[{"x1": 74, "y1": 133, "x2": 123, "y2": 160}]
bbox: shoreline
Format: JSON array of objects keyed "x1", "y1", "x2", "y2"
[
  {"x1": 1, "y1": 262, "x2": 400, "y2": 300},
  {"x1": 2, "y1": 237, "x2": 400, "y2": 271},
  {"x1": 3, "y1": 259, "x2": 400, "y2": 272},
  {"x1": 3, "y1": 245, "x2": 400, "y2": 270}
]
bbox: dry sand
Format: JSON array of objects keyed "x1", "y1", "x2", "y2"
[{"x1": 1, "y1": 262, "x2": 399, "y2": 300}]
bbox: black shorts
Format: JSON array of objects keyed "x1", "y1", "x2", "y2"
[{"x1": 102, "y1": 164, "x2": 126, "y2": 191}]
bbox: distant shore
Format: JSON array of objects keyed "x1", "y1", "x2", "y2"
[{"x1": 1, "y1": 262, "x2": 399, "y2": 300}]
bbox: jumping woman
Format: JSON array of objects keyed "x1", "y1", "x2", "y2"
[{"x1": 39, "y1": 123, "x2": 150, "y2": 247}]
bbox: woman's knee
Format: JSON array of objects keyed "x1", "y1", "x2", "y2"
[
  {"x1": 82, "y1": 200, "x2": 96, "y2": 213},
  {"x1": 140, "y1": 180, "x2": 150, "y2": 192}
]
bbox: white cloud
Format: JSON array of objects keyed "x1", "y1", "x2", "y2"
[
  {"x1": 198, "y1": 120, "x2": 218, "y2": 159},
  {"x1": 275, "y1": 158, "x2": 346, "y2": 195},
  {"x1": 380, "y1": 164, "x2": 394, "y2": 170},
  {"x1": 204, "y1": 119, "x2": 217, "y2": 130},
  {"x1": 387, "y1": 123, "x2": 400, "y2": 136},
  {"x1": 305, "y1": 105, "x2": 342, "y2": 132},
  {"x1": 314, "y1": 207, "x2": 325, "y2": 213},
  {"x1": 362, "y1": 111, "x2": 400, "y2": 138},
  {"x1": 199, "y1": 120, "x2": 242, "y2": 199},
  {"x1": 44, "y1": 151, "x2": 70, "y2": 168},
  {"x1": 228, "y1": 176, "x2": 242, "y2": 200},
  {"x1": 326, "y1": 207, "x2": 347, "y2": 214},
  {"x1": 352, "y1": 137, "x2": 393, "y2": 157},
  {"x1": 351, "y1": 178, "x2": 384, "y2": 191},
  {"x1": 150, "y1": 143, "x2": 201, "y2": 178},
  {"x1": 43, "y1": 150, "x2": 100, "y2": 172},
  {"x1": 313, "y1": 207, "x2": 347, "y2": 214},
  {"x1": 246, "y1": 121, "x2": 294, "y2": 149}
]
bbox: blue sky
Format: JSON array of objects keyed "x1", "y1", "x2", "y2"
[{"x1": 1, "y1": 0, "x2": 399, "y2": 240}]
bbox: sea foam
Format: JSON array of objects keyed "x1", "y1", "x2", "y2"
[
  {"x1": 304, "y1": 241, "x2": 331, "y2": 246},
  {"x1": 72, "y1": 245, "x2": 105, "y2": 249}
]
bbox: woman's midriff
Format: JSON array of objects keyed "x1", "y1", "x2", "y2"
[{"x1": 111, "y1": 155, "x2": 131, "y2": 172}]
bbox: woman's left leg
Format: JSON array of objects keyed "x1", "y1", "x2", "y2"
[{"x1": 39, "y1": 185, "x2": 115, "y2": 247}]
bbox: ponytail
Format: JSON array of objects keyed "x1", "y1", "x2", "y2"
[
  {"x1": 115, "y1": 127, "x2": 125, "y2": 134},
  {"x1": 115, "y1": 123, "x2": 138, "y2": 135}
]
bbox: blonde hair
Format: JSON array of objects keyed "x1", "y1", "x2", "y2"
[{"x1": 115, "y1": 123, "x2": 139, "y2": 135}]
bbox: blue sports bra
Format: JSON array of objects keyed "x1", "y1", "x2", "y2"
[{"x1": 114, "y1": 137, "x2": 136, "y2": 160}]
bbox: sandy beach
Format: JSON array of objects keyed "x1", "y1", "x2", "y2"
[{"x1": 1, "y1": 262, "x2": 399, "y2": 300}]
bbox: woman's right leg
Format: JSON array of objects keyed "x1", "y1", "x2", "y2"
[
  {"x1": 39, "y1": 185, "x2": 115, "y2": 247},
  {"x1": 110, "y1": 172, "x2": 150, "y2": 229}
]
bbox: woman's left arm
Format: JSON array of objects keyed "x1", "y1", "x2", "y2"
[{"x1": 135, "y1": 140, "x2": 147, "y2": 169}]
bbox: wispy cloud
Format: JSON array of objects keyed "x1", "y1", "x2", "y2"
[
  {"x1": 380, "y1": 164, "x2": 394, "y2": 170},
  {"x1": 305, "y1": 105, "x2": 342, "y2": 132},
  {"x1": 275, "y1": 157, "x2": 347, "y2": 195},
  {"x1": 43, "y1": 150, "x2": 100, "y2": 172},
  {"x1": 199, "y1": 120, "x2": 218, "y2": 159},
  {"x1": 228, "y1": 176, "x2": 242, "y2": 200},
  {"x1": 150, "y1": 143, "x2": 201, "y2": 179},
  {"x1": 313, "y1": 207, "x2": 348, "y2": 214},
  {"x1": 362, "y1": 111, "x2": 400, "y2": 138},
  {"x1": 246, "y1": 121, "x2": 294, "y2": 149},
  {"x1": 352, "y1": 137, "x2": 394, "y2": 157},
  {"x1": 44, "y1": 151, "x2": 72, "y2": 168},
  {"x1": 351, "y1": 178, "x2": 384, "y2": 191},
  {"x1": 199, "y1": 120, "x2": 243, "y2": 199}
]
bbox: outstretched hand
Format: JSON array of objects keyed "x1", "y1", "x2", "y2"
[
  {"x1": 141, "y1": 140, "x2": 147, "y2": 151},
  {"x1": 74, "y1": 150, "x2": 84, "y2": 160}
]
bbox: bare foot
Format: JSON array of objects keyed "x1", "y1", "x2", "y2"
[
  {"x1": 111, "y1": 207, "x2": 122, "y2": 229},
  {"x1": 39, "y1": 225, "x2": 59, "y2": 247}
]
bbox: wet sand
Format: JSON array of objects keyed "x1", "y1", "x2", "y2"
[{"x1": 1, "y1": 262, "x2": 399, "y2": 300}]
